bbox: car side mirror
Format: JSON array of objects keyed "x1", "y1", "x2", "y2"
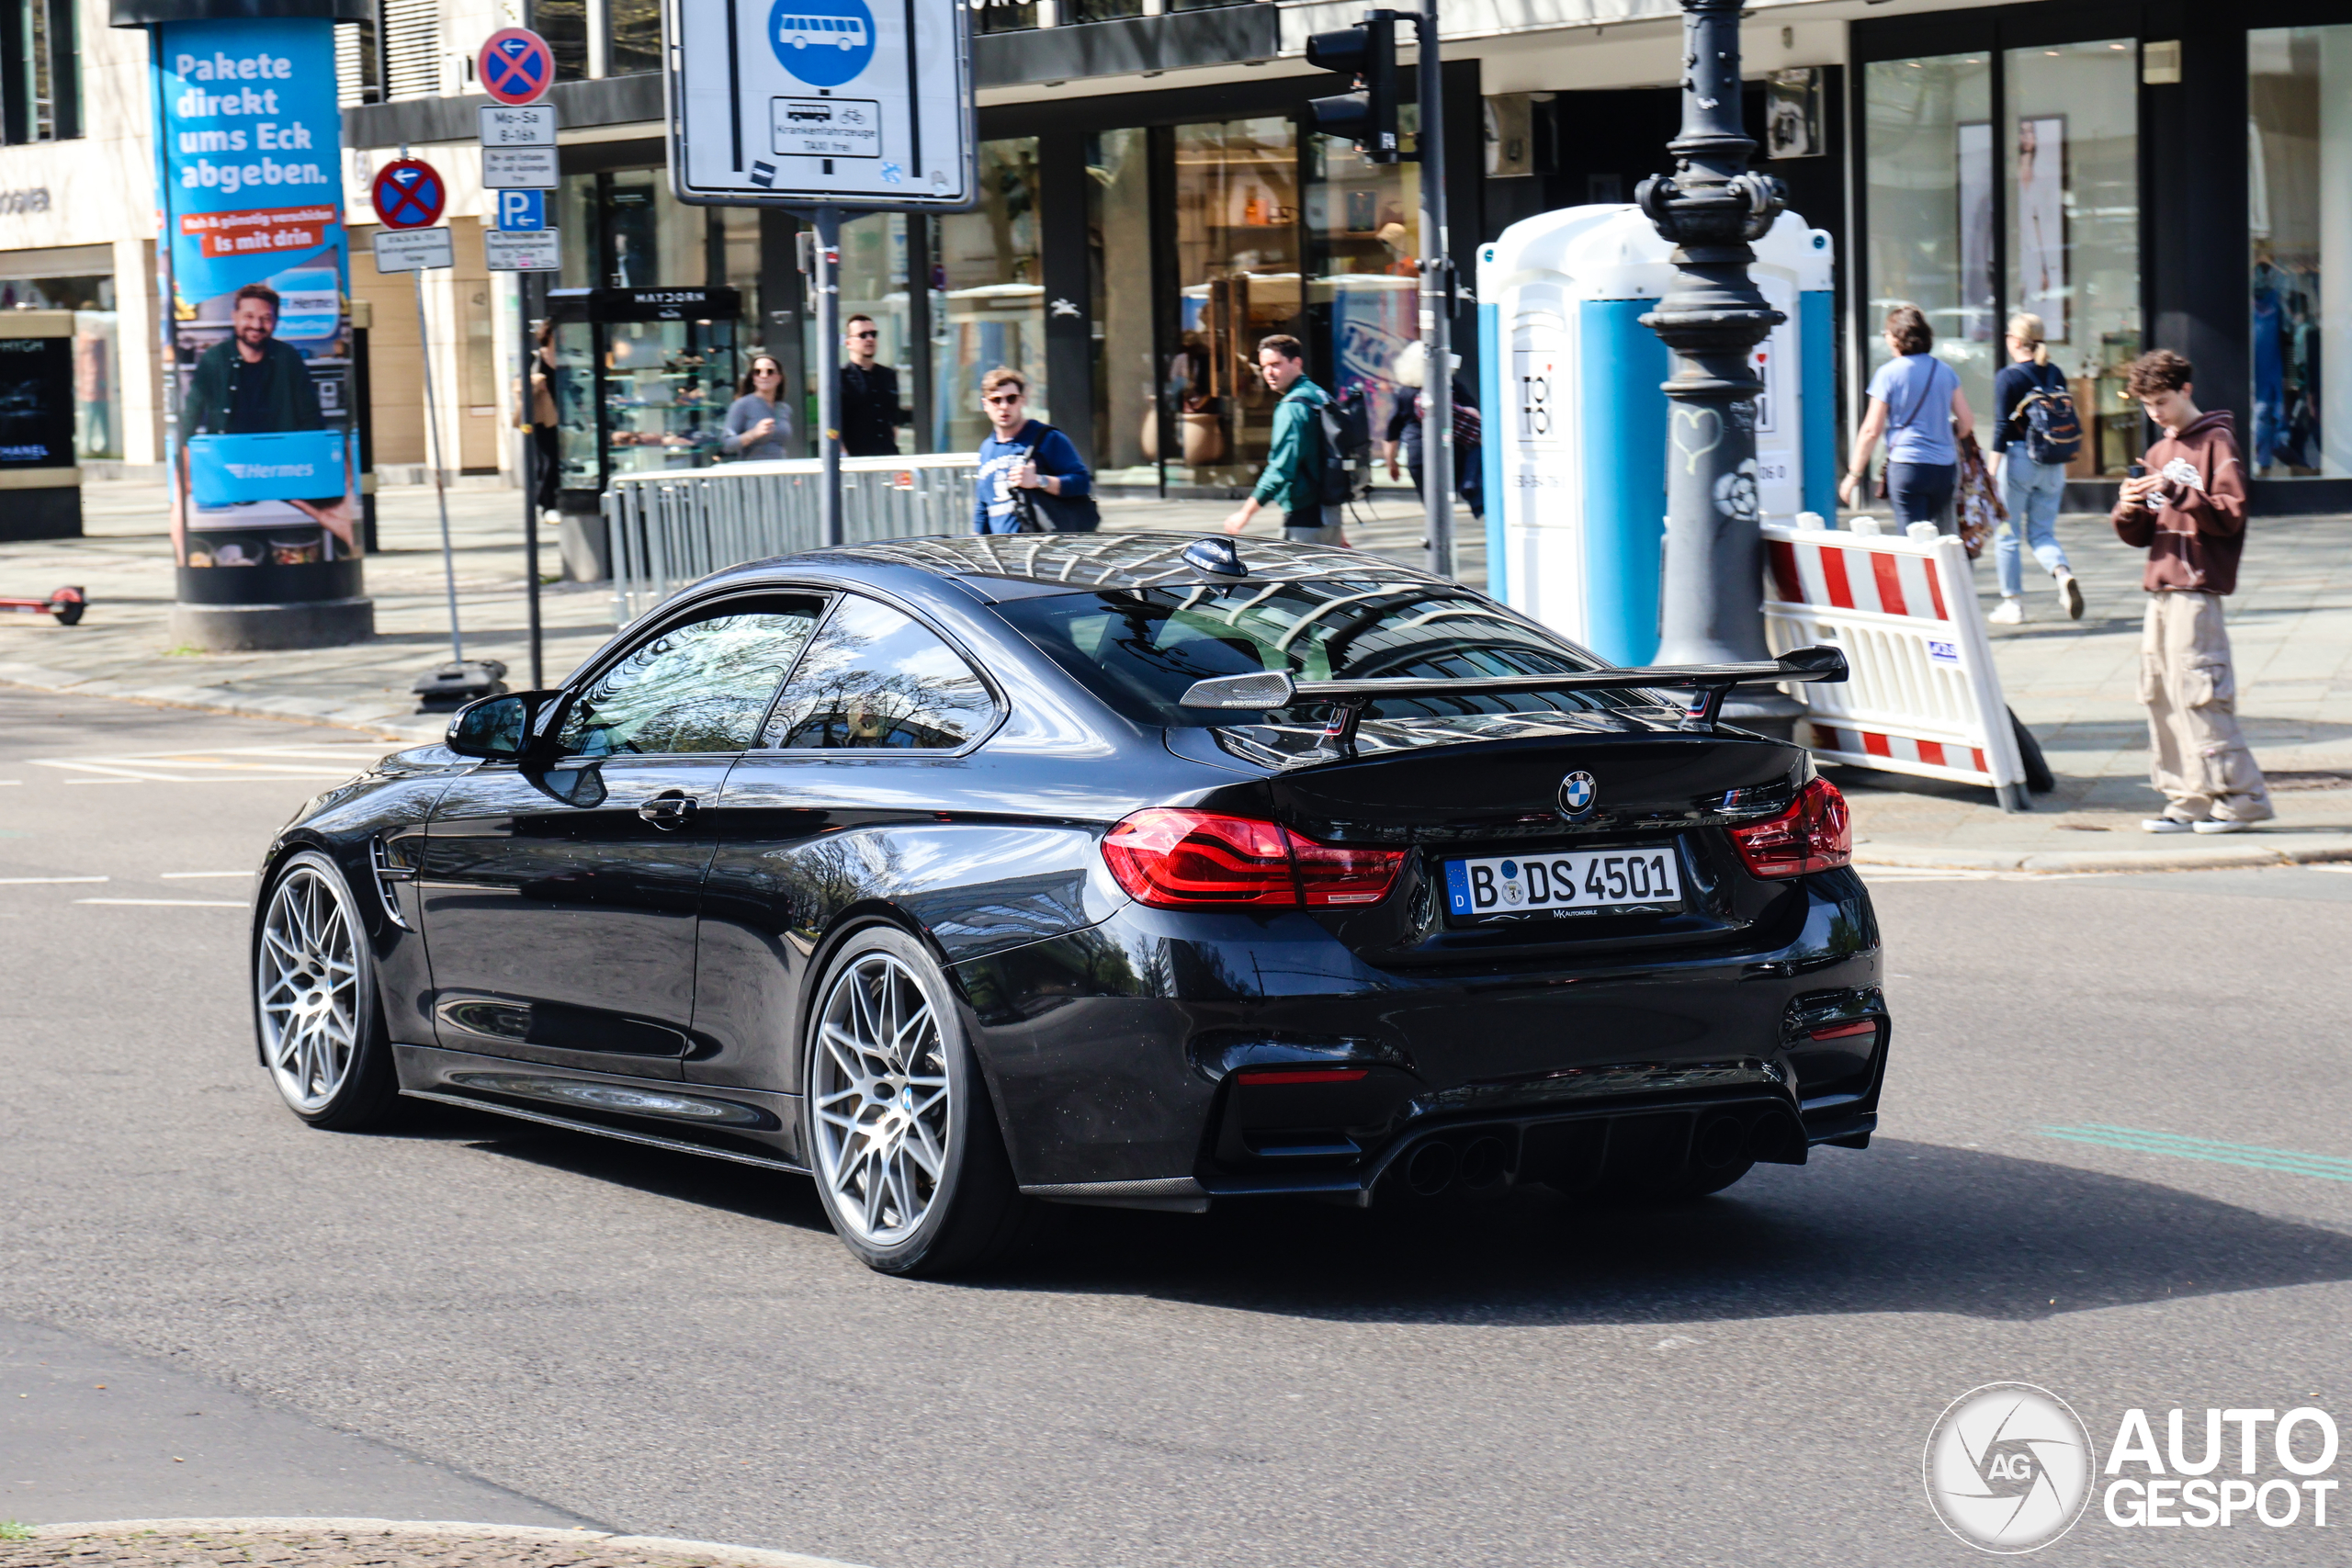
[{"x1": 447, "y1": 690, "x2": 560, "y2": 760}]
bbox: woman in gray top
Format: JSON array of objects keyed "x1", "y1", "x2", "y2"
[{"x1": 721, "y1": 355, "x2": 794, "y2": 460}]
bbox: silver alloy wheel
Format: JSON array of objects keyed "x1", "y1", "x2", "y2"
[
  {"x1": 810, "y1": 952, "x2": 952, "y2": 1247},
  {"x1": 256, "y1": 862, "x2": 362, "y2": 1113}
]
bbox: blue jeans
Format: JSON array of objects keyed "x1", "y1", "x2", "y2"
[
  {"x1": 1995, "y1": 453, "x2": 2071, "y2": 596},
  {"x1": 1885, "y1": 461, "x2": 1957, "y2": 530}
]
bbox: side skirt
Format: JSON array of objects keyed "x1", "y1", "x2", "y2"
[{"x1": 401, "y1": 1089, "x2": 811, "y2": 1175}]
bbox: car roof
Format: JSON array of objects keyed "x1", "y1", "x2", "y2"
[{"x1": 780, "y1": 532, "x2": 1456, "y2": 599}]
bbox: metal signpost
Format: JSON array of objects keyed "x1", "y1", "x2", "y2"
[
  {"x1": 369, "y1": 157, "x2": 468, "y2": 673},
  {"x1": 663, "y1": 0, "x2": 976, "y2": 545},
  {"x1": 476, "y1": 28, "x2": 560, "y2": 688}
]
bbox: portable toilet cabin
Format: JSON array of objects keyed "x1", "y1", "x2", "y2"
[{"x1": 1476, "y1": 205, "x2": 1835, "y2": 666}]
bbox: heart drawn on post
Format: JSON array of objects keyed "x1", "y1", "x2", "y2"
[{"x1": 1669, "y1": 406, "x2": 1724, "y2": 475}]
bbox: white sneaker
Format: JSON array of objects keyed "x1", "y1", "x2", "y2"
[
  {"x1": 1987, "y1": 598, "x2": 2025, "y2": 625},
  {"x1": 2140, "y1": 817, "x2": 2197, "y2": 833},
  {"x1": 2192, "y1": 818, "x2": 2256, "y2": 835},
  {"x1": 2056, "y1": 571, "x2": 2085, "y2": 620}
]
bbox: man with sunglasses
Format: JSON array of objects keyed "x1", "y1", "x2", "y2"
[
  {"x1": 839, "y1": 313, "x2": 908, "y2": 457},
  {"x1": 972, "y1": 366, "x2": 1092, "y2": 533}
]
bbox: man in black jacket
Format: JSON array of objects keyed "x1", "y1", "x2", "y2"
[{"x1": 839, "y1": 314, "x2": 907, "y2": 457}]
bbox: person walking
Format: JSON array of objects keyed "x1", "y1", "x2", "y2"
[
  {"x1": 840, "y1": 314, "x2": 908, "y2": 457},
  {"x1": 720, "y1": 355, "x2": 794, "y2": 462},
  {"x1": 971, "y1": 367, "x2": 1093, "y2": 534},
  {"x1": 1838, "y1": 305, "x2": 1975, "y2": 530},
  {"x1": 1986, "y1": 312, "x2": 2084, "y2": 623},
  {"x1": 517, "y1": 321, "x2": 561, "y2": 514},
  {"x1": 1222, "y1": 334, "x2": 1344, "y2": 545},
  {"x1": 2112, "y1": 348, "x2": 2274, "y2": 835}
]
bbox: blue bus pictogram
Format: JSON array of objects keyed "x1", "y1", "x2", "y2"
[{"x1": 768, "y1": 0, "x2": 875, "y2": 87}]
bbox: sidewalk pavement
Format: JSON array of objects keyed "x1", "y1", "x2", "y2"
[{"x1": 1, "y1": 479, "x2": 2346, "y2": 873}]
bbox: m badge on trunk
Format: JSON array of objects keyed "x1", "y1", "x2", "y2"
[{"x1": 1559, "y1": 771, "x2": 1598, "y2": 821}]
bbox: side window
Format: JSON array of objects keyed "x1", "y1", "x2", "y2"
[
  {"x1": 558, "y1": 602, "x2": 823, "y2": 758},
  {"x1": 763, "y1": 595, "x2": 996, "y2": 751}
]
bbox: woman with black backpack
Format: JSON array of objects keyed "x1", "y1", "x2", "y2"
[{"x1": 1987, "y1": 312, "x2": 2086, "y2": 623}]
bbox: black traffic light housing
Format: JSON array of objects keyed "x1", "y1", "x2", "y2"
[{"x1": 1306, "y1": 10, "x2": 1400, "y2": 164}]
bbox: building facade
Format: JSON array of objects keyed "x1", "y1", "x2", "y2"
[{"x1": 3, "y1": 0, "x2": 2342, "y2": 519}]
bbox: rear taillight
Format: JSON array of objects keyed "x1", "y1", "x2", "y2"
[
  {"x1": 1102, "y1": 809, "x2": 1407, "y2": 910},
  {"x1": 1726, "y1": 778, "x2": 1852, "y2": 878}
]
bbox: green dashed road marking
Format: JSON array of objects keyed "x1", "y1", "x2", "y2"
[{"x1": 2038, "y1": 1123, "x2": 2352, "y2": 1183}]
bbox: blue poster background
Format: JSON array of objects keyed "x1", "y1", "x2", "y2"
[
  {"x1": 156, "y1": 17, "x2": 357, "y2": 552},
  {"x1": 159, "y1": 17, "x2": 345, "y2": 302}
]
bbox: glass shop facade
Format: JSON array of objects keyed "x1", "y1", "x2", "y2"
[{"x1": 1855, "y1": 0, "x2": 2352, "y2": 512}]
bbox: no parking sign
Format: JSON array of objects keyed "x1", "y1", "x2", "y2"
[
  {"x1": 370, "y1": 159, "x2": 446, "y2": 230},
  {"x1": 478, "y1": 28, "x2": 556, "y2": 107}
]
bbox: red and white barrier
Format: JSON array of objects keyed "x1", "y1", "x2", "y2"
[{"x1": 1761, "y1": 518, "x2": 2030, "y2": 811}]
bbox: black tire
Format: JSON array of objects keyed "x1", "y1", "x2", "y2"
[
  {"x1": 802, "y1": 927, "x2": 1038, "y2": 1277},
  {"x1": 252, "y1": 849, "x2": 405, "y2": 1131},
  {"x1": 2008, "y1": 705, "x2": 2055, "y2": 794}
]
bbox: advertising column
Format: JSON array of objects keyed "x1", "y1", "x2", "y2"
[{"x1": 155, "y1": 16, "x2": 372, "y2": 649}]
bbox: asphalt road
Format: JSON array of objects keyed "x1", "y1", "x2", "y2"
[{"x1": 6, "y1": 688, "x2": 2352, "y2": 1566}]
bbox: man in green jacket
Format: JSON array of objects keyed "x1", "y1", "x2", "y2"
[
  {"x1": 1222, "y1": 334, "x2": 1345, "y2": 546},
  {"x1": 183, "y1": 283, "x2": 326, "y2": 437}
]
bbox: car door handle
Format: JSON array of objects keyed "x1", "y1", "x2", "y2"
[{"x1": 638, "y1": 792, "x2": 699, "y2": 829}]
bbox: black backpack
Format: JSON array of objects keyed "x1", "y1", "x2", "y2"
[
  {"x1": 1005, "y1": 423, "x2": 1101, "y2": 533},
  {"x1": 1317, "y1": 389, "x2": 1372, "y2": 508},
  {"x1": 2018, "y1": 367, "x2": 2083, "y2": 467}
]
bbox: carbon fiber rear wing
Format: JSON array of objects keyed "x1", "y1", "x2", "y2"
[{"x1": 1179, "y1": 645, "x2": 1848, "y2": 748}]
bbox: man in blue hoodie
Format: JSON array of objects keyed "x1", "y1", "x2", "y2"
[
  {"x1": 1221, "y1": 334, "x2": 1343, "y2": 545},
  {"x1": 972, "y1": 367, "x2": 1093, "y2": 534}
]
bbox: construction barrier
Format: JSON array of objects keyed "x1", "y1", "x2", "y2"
[{"x1": 1760, "y1": 517, "x2": 2032, "y2": 812}]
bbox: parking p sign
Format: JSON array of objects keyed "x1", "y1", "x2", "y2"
[{"x1": 496, "y1": 189, "x2": 546, "y2": 232}]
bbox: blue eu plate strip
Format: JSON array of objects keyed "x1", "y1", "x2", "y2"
[{"x1": 1443, "y1": 859, "x2": 1472, "y2": 916}]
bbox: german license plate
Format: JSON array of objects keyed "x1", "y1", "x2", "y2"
[{"x1": 1442, "y1": 848, "x2": 1682, "y2": 923}]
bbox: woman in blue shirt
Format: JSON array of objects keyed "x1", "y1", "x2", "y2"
[{"x1": 1838, "y1": 305, "x2": 1975, "y2": 529}]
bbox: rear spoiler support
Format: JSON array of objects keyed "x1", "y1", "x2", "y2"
[{"x1": 1181, "y1": 645, "x2": 1849, "y2": 755}]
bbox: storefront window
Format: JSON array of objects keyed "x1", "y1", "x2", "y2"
[
  {"x1": 1861, "y1": 52, "x2": 1995, "y2": 432},
  {"x1": 2248, "y1": 25, "x2": 2351, "y2": 479},
  {"x1": 557, "y1": 173, "x2": 600, "y2": 289},
  {"x1": 937, "y1": 137, "x2": 1043, "y2": 454},
  {"x1": 605, "y1": 171, "x2": 707, "y2": 289},
  {"x1": 1308, "y1": 129, "x2": 1418, "y2": 489},
  {"x1": 2006, "y1": 39, "x2": 2140, "y2": 475},
  {"x1": 1090, "y1": 127, "x2": 1154, "y2": 486},
  {"x1": 1168, "y1": 115, "x2": 1298, "y2": 491},
  {"x1": 804, "y1": 211, "x2": 915, "y2": 456}
]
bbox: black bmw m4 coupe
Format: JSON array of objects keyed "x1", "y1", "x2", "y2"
[{"x1": 251, "y1": 533, "x2": 1888, "y2": 1275}]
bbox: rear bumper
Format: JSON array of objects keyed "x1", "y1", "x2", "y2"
[{"x1": 955, "y1": 868, "x2": 1886, "y2": 1197}]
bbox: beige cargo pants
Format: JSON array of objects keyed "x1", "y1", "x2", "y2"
[{"x1": 2141, "y1": 590, "x2": 2274, "y2": 823}]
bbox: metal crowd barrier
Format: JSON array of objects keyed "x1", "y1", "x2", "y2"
[{"x1": 604, "y1": 453, "x2": 980, "y2": 624}]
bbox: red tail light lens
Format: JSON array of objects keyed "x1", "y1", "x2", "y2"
[
  {"x1": 1726, "y1": 778, "x2": 1852, "y2": 878},
  {"x1": 1102, "y1": 809, "x2": 1407, "y2": 909}
]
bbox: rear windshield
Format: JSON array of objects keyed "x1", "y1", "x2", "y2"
[{"x1": 993, "y1": 579, "x2": 1663, "y2": 751}]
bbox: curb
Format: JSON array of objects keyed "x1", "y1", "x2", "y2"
[
  {"x1": 23, "y1": 1517, "x2": 869, "y2": 1567},
  {"x1": 1854, "y1": 841, "x2": 2352, "y2": 874},
  {"x1": 0, "y1": 666, "x2": 439, "y2": 745}
]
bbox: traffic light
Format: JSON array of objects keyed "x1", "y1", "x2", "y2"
[{"x1": 1306, "y1": 10, "x2": 1400, "y2": 164}]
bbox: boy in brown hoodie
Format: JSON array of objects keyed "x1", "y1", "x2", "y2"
[{"x1": 2112, "y1": 349, "x2": 2273, "y2": 833}]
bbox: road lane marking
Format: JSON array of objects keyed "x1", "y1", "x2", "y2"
[
  {"x1": 74, "y1": 897, "x2": 246, "y2": 908},
  {"x1": 161, "y1": 871, "x2": 254, "y2": 879},
  {"x1": 0, "y1": 875, "x2": 109, "y2": 885},
  {"x1": 2038, "y1": 1123, "x2": 2352, "y2": 1183}
]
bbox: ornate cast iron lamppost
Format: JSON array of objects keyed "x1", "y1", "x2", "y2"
[{"x1": 1636, "y1": 0, "x2": 1798, "y2": 729}]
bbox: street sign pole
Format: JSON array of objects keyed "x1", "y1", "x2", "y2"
[
  {"x1": 524, "y1": 276, "x2": 543, "y2": 685},
  {"x1": 813, "y1": 206, "x2": 842, "y2": 547},
  {"x1": 372, "y1": 150, "x2": 463, "y2": 667},
  {"x1": 414, "y1": 261, "x2": 462, "y2": 666},
  {"x1": 1416, "y1": 0, "x2": 1452, "y2": 581},
  {"x1": 664, "y1": 0, "x2": 977, "y2": 549}
]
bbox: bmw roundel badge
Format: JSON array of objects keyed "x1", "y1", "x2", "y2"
[{"x1": 1558, "y1": 770, "x2": 1599, "y2": 821}]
